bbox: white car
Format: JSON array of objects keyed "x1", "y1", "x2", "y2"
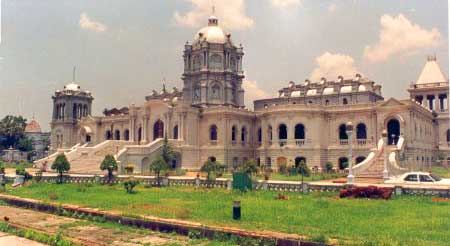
[{"x1": 385, "y1": 172, "x2": 450, "y2": 186}]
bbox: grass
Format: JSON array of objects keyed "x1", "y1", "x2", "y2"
[
  {"x1": 4, "y1": 182, "x2": 450, "y2": 246},
  {"x1": 0, "y1": 161, "x2": 34, "y2": 169},
  {"x1": 430, "y1": 166, "x2": 450, "y2": 178}
]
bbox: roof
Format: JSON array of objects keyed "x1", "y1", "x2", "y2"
[
  {"x1": 416, "y1": 56, "x2": 447, "y2": 84},
  {"x1": 24, "y1": 119, "x2": 42, "y2": 133},
  {"x1": 194, "y1": 16, "x2": 227, "y2": 44}
]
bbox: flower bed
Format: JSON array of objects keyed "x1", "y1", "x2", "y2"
[{"x1": 340, "y1": 186, "x2": 394, "y2": 199}]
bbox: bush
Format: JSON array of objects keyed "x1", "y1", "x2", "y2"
[
  {"x1": 340, "y1": 186, "x2": 394, "y2": 200},
  {"x1": 51, "y1": 154, "x2": 70, "y2": 184},
  {"x1": 123, "y1": 178, "x2": 139, "y2": 194},
  {"x1": 15, "y1": 166, "x2": 32, "y2": 180},
  {"x1": 240, "y1": 159, "x2": 259, "y2": 176},
  {"x1": 296, "y1": 160, "x2": 310, "y2": 177},
  {"x1": 325, "y1": 162, "x2": 334, "y2": 173},
  {"x1": 278, "y1": 162, "x2": 287, "y2": 174}
]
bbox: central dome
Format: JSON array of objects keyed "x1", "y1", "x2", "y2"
[{"x1": 194, "y1": 15, "x2": 227, "y2": 44}]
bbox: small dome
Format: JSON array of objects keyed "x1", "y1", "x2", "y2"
[
  {"x1": 25, "y1": 119, "x2": 42, "y2": 133},
  {"x1": 194, "y1": 16, "x2": 227, "y2": 44},
  {"x1": 64, "y1": 83, "x2": 81, "y2": 91}
]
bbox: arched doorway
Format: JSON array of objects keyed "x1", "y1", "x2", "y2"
[
  {"x1": 338, "y1": 157, "x2": 348, "y2": 170},
  {"x1": 124, "y1": 129, "x2": 130, "y2": 141},
  {"x1": 356, "y1": 123, "x2": 367, "y2": 139},
  {"x1": 278, "y1": 124, "x2": 288, "y2": 140},
  {"x1": 355, "y1": 156, "x2": 366, "y2": 164},
  {"x1": 277, "y1": 157, "x2": 287, "y2": 169},
  {"x1": 115, "y1": 130, "x2": 121, "y2": 140},
  {"x1": 153, "y1": 120, "x2": 164, "y2": 140},
  {"x1": 387, "y1": 119, "x2": 400, "y2": 145},
  {"x1": 295, "y1": 157, "x2": 306, "y2": 168},
  {"x1": 105, "y1": 130, "x2": 112, "y2": 140},
  {"x1": 339, "y1": 124, "x2": 348, "y2": 140}
]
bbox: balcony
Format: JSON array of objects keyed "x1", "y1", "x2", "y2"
[
  {"x1": 340, "y1": 139, "x2": 349, "y2": 145},
  {"x1": 295, "y1": 139, "x2": 305, "y2": 147},
  {"x1": 279, "y1": 139, "x2": 287, "y2": 147},
  {"x1": 356, "y1": 139, "x2": 367, "y2": 145}
]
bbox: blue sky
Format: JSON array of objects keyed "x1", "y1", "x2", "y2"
[{"x1": 0, "y1": 0, "x2": 448, "y2": 131}]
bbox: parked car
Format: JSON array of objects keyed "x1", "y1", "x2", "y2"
[{"x1": 385, "y1": 172, "x2": 450, "y2": 186}]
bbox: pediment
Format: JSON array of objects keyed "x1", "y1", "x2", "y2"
[{"x1": 379, "y1": 98, "x2": 405, "y2": 107}]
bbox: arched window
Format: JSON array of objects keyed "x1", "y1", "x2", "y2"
[
  {"x1": 231, "y1": 125, "x2": 237, "y2": 142},
  {"x1": 105, "y1": 130, "x2": 112, "y2": 140},
  {"x1": 115, "y1": 130, "x2": 121, "y2": 140},
  {"x1": 295, "y1": 124, "x2": 305, "y2": 139},
  {"x1": 356, "y1": 123, "x2": 367, "y2": 139},
  {"x1": 266, "y1": 157, "x2": 272, "y2": 168},
  {"x1": 230, "y1": 57, "x2": 236, "y2": 72},
  {"x1": 343, "y1": 98, "x2": 348, "y2": 105},
  {"x1": 257, "y1": 128, "x2": 262, "y2": 143},
  {"x1": 211, "y1": 83, "x2": 221, "y2": 99},
  {"x1": 193, "y1": 84, "x2": 201, "y2": 102},
  {"x1": 209, "y1": 54, "x2": 223, "y2": 70},
  {"x1": 446, "y1": 129, "x2": 450, "y2": 142},
  {"x1": 295, "y1": 157, "x2": 306, "y2": 168},
  {"x1": 278, "y1": 124, "x2": 287, "y2": 140},
  {"x1": 153, "y1": 120, "x2": 164, "y2": 140},
  {"x1": 241, "y1": 126, "x2": 247, "y2": 142},
  {"x1": 210, "y1": 125, "x2": 218, "y2": 141},
  {"x1": 124, "y1": 129, "x2": 130, "y2": 141},
  {"x1": 173, "y1": 125, "x2": 179, "y2": 140},
  {"x1": 339, "y1": 124, "x2": 348, "y2": 140},
  {"x1": 356, "y1": 156, "x2": 366, "y2": 164},
  {"x1": 338, "y1": 157, "x2": 348, "y2": 170},
  {"x1": 325, "y1": 100, "x2": 330, "y2": 105},
  {"x1": 268, "y1": 125, "x2": 273, "y2": 141}
]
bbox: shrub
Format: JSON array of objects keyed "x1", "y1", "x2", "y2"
[
  {"x1": 278, "y1": 162, "x2": 287, "y2": 174},
  {"x1": 123, "y1": 178, "x2": 139, "y2": 194},
  {"x1": 240, "y1": 159, "x2": 259, "y2": 176},
  {"x1": 100, "y1": 154, "x2": 118, "y2": 183},
  {"x1": 15, "y1": 166, "x2": 32, "y2": 180},
  {"x1": 296, "y1": 160, "x2": 310, "y2": 177},
  {"x1": 149, "y1": 156, "x2": 170, "y2": 187},
  {"x1": 339, "y1": 186, "x2": 394, "y2": 200},
  {"x1": 51, "y1": 154, "x2": 70, "y2": 184},
  {"x1": 325, "y1": 162, "x2": 334, "y2": 173},
  {"x1": 200, "y1": 159, "x2": 224, "y2": 181}
]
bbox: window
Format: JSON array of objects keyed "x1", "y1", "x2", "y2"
[
  {"x1": 339, "y1": 124, "x2": 348, "y2": 140},
  {"x1": 343, "y1": 98, "x2": 348, "y2": 105},
  {"x1": 115, "y1": 130, "x2": 121, "y2": 140},
  {"x1": 241, "y1": 127, "x2": 247, "y2": 142},
  {"x1": 173, "y1": 125, "x2": 179, "y2": 140},
  {"x1": 193, "y1": 86, "x2": 201, "y2": 101},
  {"x1": 419, "y1": 175, "x2": 433, "y2": 182},
  {"x1": 356, "y1": 123, "x2": 367, "y2": 139},
  {"x1": 105, "y1": 130, "x2": 112, "y2": 140},
  {"x1": 124, "y1": 130, "x2": 130, "y2": 141},
  {"x1": 295, "y1": 124, "x2": 305, "y2": 139},
  {"x1": 257, "y1": 128, "x2": 262, "y2": 143},
  {"x1": 209, "y1": 54, "x2": 223, "y2": 70},
  {"x1": 210, "y1": 125, "x2": 218, "y2": 141},
  {"x1": 278, "y1": 124, "x2": 287, "y2": 140},
  {"x1": 404, "y1": 174, "x2": 418, "y2": 182},
  {"x1": 211, "y1": 83, "x2": 221, "y2": 99},
  {"x1": 430, "y1": 174, "x2": 442, "y2": 181},
  {"x1": 447, "y1": 129, "x2": 450, "y2": 142},
  {"x1": 193, "y1": 55, "x2": 201, "y2": 71},
  {"x1": 231, "y1": 126, "x2": 237, "y2": 141}
]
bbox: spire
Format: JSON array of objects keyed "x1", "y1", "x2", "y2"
[{"x1": 73, "y1": 66, "x2": 76, "y2": 82}]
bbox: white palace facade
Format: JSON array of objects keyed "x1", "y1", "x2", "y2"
[{"x1": 38, "y1": 15, "x2": 450, "y2": 177}]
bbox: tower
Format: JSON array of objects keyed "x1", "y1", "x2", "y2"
[
  {"x1": 182, "y1": 14, "x2": 245, "y2": 108},
  {"x1": 50, "y1": 82, "x2": 93, "y2": 151}
]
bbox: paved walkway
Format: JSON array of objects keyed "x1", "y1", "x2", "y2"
[
  {"x1": 0, "y1": 231, "x2": 46, "y2": 246},
  {"x1": 0, "y1": 205, "x2": 202, "y2": 246}
]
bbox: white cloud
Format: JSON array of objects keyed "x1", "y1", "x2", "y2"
[
  {"x1": 309, "y1": 52, "x2": 360, "y2": 81},
  {"x1": 242, "y1": 80, "x2": 270, "y2": 109},
  {"x1": 270, "y1": 0, "x2": 301, "y2": 9},
  {"x1": 79, "y1": 12, "x2": 107, "y2": 32},
  {"x1": 173, "y1": 0, "x2": 254, "y2": 30},
  {"x1": 328, "y1": 3, "x2": 337, "y2": 13},
  {"x1": 364, "y1": 14, "x2": 441, "y2": 63}
]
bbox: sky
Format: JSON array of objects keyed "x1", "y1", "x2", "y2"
[{"x1": 0, "y1": 0, "x2": 448, "y2": 131}]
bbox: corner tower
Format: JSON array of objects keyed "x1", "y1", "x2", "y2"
[
  {"x1": 50, "y1": 82, "x2": 93, "y2": 151},
  {"x1": 182, "y1": 15, "x2": 245, "y2": 108}
]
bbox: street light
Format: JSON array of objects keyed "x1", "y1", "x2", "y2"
[
  {"x1": 346, "y1": 122, "x2": 354, "y2": 184},
  {"x1": 382, "y1": 130, "x2": 389, "y2": 180}
]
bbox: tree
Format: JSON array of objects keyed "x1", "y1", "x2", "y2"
[
  {"x1": 51, "y1": 154, "x2": 70, "y2": 183},
  {"x1": 161, "y1": 136, "x2": 176, "y2": 167},
  {"x1": 325, "y1": 162, "x2": 334, "y2": 173},
  {"x1": 17, "y1": 136, "x2": 33, "y2": 152},
  {"x1": 100, "y1": 154, "x2": 118, "y2": 183},
  {"x1": 0, "y1": 115, "x2": 27, "y2": 150},
  {"x1": 149, "y1": 156, "x2": 170, "y2": 187},
  {"x1": 241, "y1": 159, "x2": 259, "y2": 177},
  {"x1": 123, "y1": 178, "x2": 139, "y2": 194},
  {"x1": 297, "y1": 160, "x2": 311, "y2": 177},
  {"x1": 201, "y1": 159, "x2": 222, "y2": 181}
]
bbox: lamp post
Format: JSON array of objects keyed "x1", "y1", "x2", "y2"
[
  {"x1": 382, "y1": 130, "x2": 389, "y2": 180},
  {"x1": 346, "y1": 122, "x2": 354, "y2": 184}
]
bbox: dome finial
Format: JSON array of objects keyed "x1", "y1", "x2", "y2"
[{"x1": 208, "y1": 6, "x2": 218, "y2": 26}]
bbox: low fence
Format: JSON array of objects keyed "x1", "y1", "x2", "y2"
[{"x1": 1, "y1": 174, "x2": 449, "y2": 197}]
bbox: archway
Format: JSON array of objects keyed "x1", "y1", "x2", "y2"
[
  {"x1": 355, "y1": 156, "x2": 366, "y2": 164},
  {"x1": 173, "y1": 125, "x2": 179, "y2": 140},
  {"x1": 209, "y1": 125, "x2": 218, "y2": 141},
  {"x1": 356, "y1": 123, "x2": 367, "y2": 139},
  {"x1": 278, "y1": 124, "x2": 288, "y2": 140},
  {"x1": 387, "y1": 119, "x2": 400, "y2": 145},
  {"x1": 295, "y1": 124, "x2": 305, "y2": 139},
  {"x1": 339, "y1": 124, "x2": 348, "y2": 140},
  {"x1": 114, "y1": 130, "x2": 121, "y2": 140},
  {"x1": 277, "y1": 157, "x2": 287, "y2": 169},
  {"x1": 124, "y1": 129, "x2": 130, "y2": 141},
  {"x1": 338, "y1": 157, "x2": 348, "y2": 170},
  {"x1": 231, "y1": 125, "x2": 237, "y2": 142},
  {"x1": 153, "y1": 120, "x2": 164, "y2": 140},
  {"x1": 105, "y1": 130, "x2": 112, "y2": 140},
  {"x1": 295, "y1": 157, "x2": 306, "y2": 168}
]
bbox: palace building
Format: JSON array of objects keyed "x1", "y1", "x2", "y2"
[{"x1": 38, "y1": 15, "x2": 449, "y2": 177}]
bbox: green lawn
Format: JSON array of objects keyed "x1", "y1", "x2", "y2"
[
  {"x1": 431, "y1": 166, "x2": 450, "y2": 178},
  {"x1": 4, "y1": 183, "x2": 450, "y2": 246}
]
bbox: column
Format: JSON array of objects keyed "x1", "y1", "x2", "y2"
[
  {"x1": 142, "y1": 117, "x2": 148, "y2": 142},
  {"x1": 130, "y1": 118, "x2": 135, "y2": 142}
]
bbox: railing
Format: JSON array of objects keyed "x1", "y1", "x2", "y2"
[
  {"x1": 295, "y1": 139, "x2": 305, "y2": 147},
  {"x1": 278, "y1": 139, "x2": 287, "y2": 147},
  {"x1": 356, "y1": 139, "x2": 367, "y2": 145},
  {"x1": 231, "y1": 140, "x2": 237, "y2": 146},
  {"x1": 340, "y1": 139, "x2": 349, "y2": 145},
  {"x1": 410, "y1": 82, "x2": 449, "y2": 89},
  {"x1": 210, "y1": 140, "x2": 217, "y2": 145}
]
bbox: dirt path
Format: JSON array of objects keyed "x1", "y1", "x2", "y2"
[
  {"x1": 0, "y1": 205, "x2": 203, "y2": 246},
  {"x1": 0, "y1": 231, "x2": 46, "y2": 246}
]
